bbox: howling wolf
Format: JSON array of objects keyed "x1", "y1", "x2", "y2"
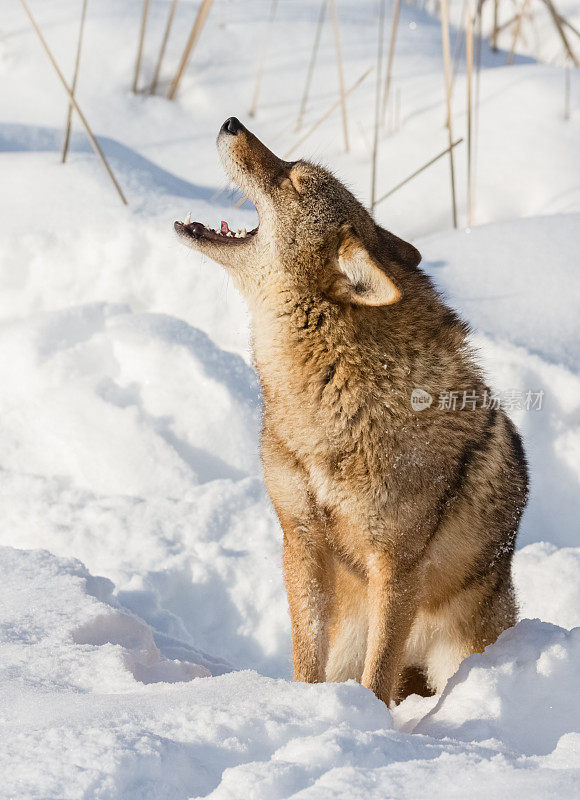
[{"x1": 175, "y1": 117, "x2": 528, "y2": 704}]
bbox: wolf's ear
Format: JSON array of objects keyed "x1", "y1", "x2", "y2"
[
  {"x1": 381, "y1": 227, "x2": 422, "y2": 269},
  {"x1": 336, "y1": 227, "x2": 402, "y2": 306},
  {"x1": 288, "y1": 163, "x2": 308, "y2": 193}
]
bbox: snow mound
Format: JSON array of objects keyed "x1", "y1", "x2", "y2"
[
  {"x1": 0, "y1": 547, "x2": 384, "y2": 799},
  {"x1": 0, "y1": 174, "x2": 255, "y2": 356},
  {"x1": 0, "y1": 302, "x2": 260, "y2": 495},
  {"x1": 0, "y1": 469, "x2": 287, "y2": 677},
  {"x1": 0, "y1": 546, "x2": 209, "y2": 693},
  {"x1": 2, "y1": 548, "x2": 578, "y2": 800},
  {"x1": 416, "y1": 619, "x2": 580, "y2": 756}
]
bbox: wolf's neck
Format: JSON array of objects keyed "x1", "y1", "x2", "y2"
[
  {"x1": 250, "y1": 289, "x2": 382, "y2": 419},
  {"x1": 251, "y1": 288, "x2": 340, "y2": 369}
]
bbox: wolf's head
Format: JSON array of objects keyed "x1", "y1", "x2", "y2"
[{"x1": 175, "y1": 118, "x2": 421, "y2": 308}]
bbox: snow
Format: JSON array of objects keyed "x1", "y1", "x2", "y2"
[
  {"x1": 416, "y1": 620, "x2": 580, "y2": 756},
  {"x1": 420, "y1": 215, "x2": 580, "y2": 372},
  {"x1": 0, "y1": 0, "x2": 579, "y2": 797},
  {"x1": 2, "y1": 548, "x2": 578, "y2": 800},
  {"x1": 514, "y1": 543, "x2": 580, "y2": 629}
]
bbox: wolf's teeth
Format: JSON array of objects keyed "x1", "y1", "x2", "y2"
[
  {"x1": 240, "y1": 228, "x2": 247, "y2": 237},
  {"x1": 184, "y1": 212, "x2": 191, "y2": 225},
  {"x1": 226, "y1": 231, "x2": 234, "y2": 237}
]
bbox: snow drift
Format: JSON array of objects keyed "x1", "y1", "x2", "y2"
[
  {"x1": 0, "y1": 0, "x2": 579, "y2": 796},
  {"x1": 1, "y1": 547, "x2": 578, "y2": 800}
]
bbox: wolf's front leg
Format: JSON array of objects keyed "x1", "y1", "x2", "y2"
[
  {"x1": 282, "y1": 526, "x2": 329, "y2": 682},
  {"x1": 361, "y1": 552, "x2": 419, "y2": 704},
  {"x1": 262, "y1": 433, "x2": 330, "y2": 682}
]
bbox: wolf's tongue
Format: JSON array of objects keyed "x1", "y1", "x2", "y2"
[{"x1": 220, "y1": 220, "x2": 230, "y2": 234}]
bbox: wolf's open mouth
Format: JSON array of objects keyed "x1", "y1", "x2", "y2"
[{"x1": 174, "y1": 215, "x2": 258, "y2": 243}]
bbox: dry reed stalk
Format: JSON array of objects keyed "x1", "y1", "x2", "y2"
[
  {"x1": 371, "y1": 0, "x2": 387, "y2": 213},
  {"x1": 150, "y1": 0, "x2": 179, "y2": 95},
  {"x1": 381, "y1": 0, "x2": 401, "y2": 125},
  {"x1": 491, "y1": 0, "x2": 499, "y2": 50},
  {"x1": 472, "y1": 0, "x2": 483, "y2": 226},
  {"x1": 466, "y1": 6, "x2": 474, "y2": 227},
  {"x1": 329, "y1": 0, "x2": 349, "y2": 152},
  {"x1": 526, "y1": 5, "x2": 542, "y2": 59},
  {"x1": 235, "y1": 67, "x2": 373, "y2": 208},
  {"x1": 441, "y1": 0, "x2": 458, "y2": 228},
  {"x1": 18, "y1": 0, "x2": 128, "y2": 205},
  {"x1": 542, "y1": 0, "x2": 579, "y2": 66},
  {"x1": 507, "y1": 0, "x2": 531, "y2": 65},
  {"x1": 559, "y1": 13, "x2": 580, "y2": 42},
  {"x1": 564, "y1": 62, "x2": 571, "y2": 119},
  {"x1": 375, "y1": 138, "x2": 464, "y2": 207},
  {"x1": 451, "y1": 0, "x2": 468, "y2": 91},
  {"x1": 296, "y1": 0, "x2": 327, "y2": 131},
  {"x1": 133, "y1": 0, "x2": 151, "y2": 93},
  {"x1": 62, "y1": 0, "x2": 88, "y2": 163},
  {"x1": 248, "y1": 0, "x2": 279, "y2": 117},
  {"x1": 357, "y1": 120, "x2": 373, "y2": 156},
  {"x1": 285, "y1": 65, "x2": 372, "y2": 156},
  {"x1": 168, "y1": 0, "x2": 214, "y2": 100},
  {"x1": 495, "y1": 13, "x2": 519, "y2": 36}
]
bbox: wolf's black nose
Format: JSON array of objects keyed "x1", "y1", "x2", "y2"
[{"x1": 222, "y1": 117, "x2": 243, "y2": 136}]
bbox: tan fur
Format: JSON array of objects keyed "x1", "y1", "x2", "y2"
[{"x1": 175, "y1": 118, "x2": 529, "y2": 705}]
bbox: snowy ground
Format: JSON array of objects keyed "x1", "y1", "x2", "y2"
[{"x1": 0, "y1": 1, "x2": 579, "y2": 797}]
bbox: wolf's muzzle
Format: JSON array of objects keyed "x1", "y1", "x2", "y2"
[{"x1": 221, "y1": 117, "x2": 243, "y2": 136}]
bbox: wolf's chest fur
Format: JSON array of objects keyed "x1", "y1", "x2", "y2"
[{"x1": 253, "y1": 294, "x2": 475, "y2": 513}]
